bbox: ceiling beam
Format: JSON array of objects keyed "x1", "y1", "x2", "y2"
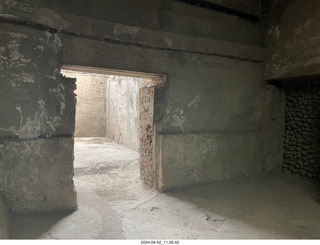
[{"x1": 177, "y1": 0, "x2": 261, "y2": 19}]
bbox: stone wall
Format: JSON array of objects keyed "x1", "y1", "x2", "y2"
[
  {"x1": 263, "y1": 0, "x2": 320, "y2": 80},
  {"x1": 282, "y1": 80, "x2": 320, "y2": 180},
  {"x1": 0, "y1": 0, "x2": 262, "y2": 46},
  {"x1": 0, "y1": 0, "x2": 269, "y2": 192},
  {"x1": 0, "y1": 22, "x2": 77, "y2": 214},
  {"x1": 0, "y1": 196, "x2": 9, "y2": 239},
  {"x1": 106, "y1": 76, "x2": 146, "y2": 151},
  {"x1": 62, "y1": 71, "x2": 107, "y2": 137},
  {"x1": 139, "y1": 87, "x2": 155, "y2": 188}
]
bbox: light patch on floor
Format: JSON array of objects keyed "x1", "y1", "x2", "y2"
[{"x1": 10, "y1": 137, "x2": 320, "y2": 239}]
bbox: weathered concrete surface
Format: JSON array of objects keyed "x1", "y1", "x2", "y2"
[
  {"x1": 0, "y1": 22, "x2": 77, "y2": 214},
  {"x1": 62, "y1": 71, "x2": 108, "y2": 137},
  {"x1": 106, "y1": 75, "x2": 146, "y2": 151},
  {"x1": 264, "y1": 0, "x2": 320, "y2": 80},
  {"x1": 62, "y1": 34, "x2": 266, "y2": 189},
  {"x1": 0, "y1": 196, "x2": 10, "y2": 239},
  {"x1": 261, "y1": 83, "x2": 286, "y2": 172},
  {"x1": 157, "y1": 132, "x2": 262, "y2": 190},
  {"x1": 199, "y1": 0, "x2": 262, "y2": 17},
  {"x1": 0, "y1": 0, "x2": 262, "y2": 47},
  {"x1": 0, "y1": 23, "x2": 75, "y2": 140},
  {"x1": 10, "y1": 138, "x2": 320, "y2": 239},
  {"x1": 0, "y1": 0, "x2": 269, "y2": 193},
  {"x1": 160, "y1": 0, "x2": 262, "y2": 46},
  {"x1": 0, "y1": 138, "x2": 77, "y2": 214}
]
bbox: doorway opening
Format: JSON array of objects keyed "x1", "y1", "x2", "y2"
[{"x1": 61, "y1": 65, "x2": 166, "y2": 189}]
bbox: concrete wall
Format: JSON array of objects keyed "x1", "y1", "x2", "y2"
[
  {"x1": 106, "y1": 76, "x2": 145, "y2": 151},
  {"x1": 0, "y1": 196, "x2": 9, "y2": 239},
  {"x1": 264, "y1": 0, "x2": 320, "y2": 80},
  {"x1": 62, "y1": 71, "x2": 107, "y2": 137},
  {"x1": 0, "y1": 0, "x2": 270, "y2": 193},
  {"x1": 61, "y1": 71, "x2": 146, "y2": 151},
  {"x1": 0, "y1": 22, "x2": 77, "y2": 214},
  {"x1": 262, "y1": 0, "x2": 320, "y2": 176},
  {"x1": 63, "y1": 33, "x2": 266, "y2": 190},
  {"x1": 0, "y1": 0, "x2": 262, "y2": 46}
]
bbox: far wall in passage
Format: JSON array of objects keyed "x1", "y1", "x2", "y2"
[{"x1": 62, "y1": 70, "x2": 146, "y2": 152}]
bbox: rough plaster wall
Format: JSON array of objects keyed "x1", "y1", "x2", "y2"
[
  {"x1": 0, "y1": 0, "x2": 261, "y2": 46},
  {"x1": 62, "y1": 34, "x2": 266, "y2": 190},
  {"x1": 62, "y1": 71, "x2": 107, "y2": 137},
  {"x1": 282, "y1": 80, "x2": 320, "y2": 180},
  {"x1": 159, "y1": 132, "x2": 262, "y2": 190},
  {"x1": 0, "y1": 22, "x2": 76, "y2": 213},
  {"x1": 106, "y1": 76, "x2": 145, "y2": 151},
  {"x1": 262, "y1": 0, "x2": 320, "y2": 178},
  {"x1": 261, "y1": 83, "x2": 286, "y2": 172},
  {"x1": 264, "y1": 0, "x2": 320, "y2": 80},
  {"x1": 0, "y1": 138, "x2": 76, "y2": 213},
  {"x1": 0, "y1": 196, "x2": 9, "y2": 239},
  {"x1": 0, "y1": 0, "x2": 268, "y2": 193}
]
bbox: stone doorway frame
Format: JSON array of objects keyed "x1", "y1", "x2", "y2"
[{"x1": 61, "y1": 64, "x2": 166, "y2": 189}]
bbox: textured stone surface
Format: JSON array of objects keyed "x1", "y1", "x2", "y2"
[
  {"x1": 261, "y1": 83, "x2": 286, "y2": 172},
  {"x1": 62, "y1": 70, "x2": 108, "y2": 137},
  {"x1": 0, "y1": 196, "x2": 10, "y2": 239},
  {"x1": 1, "y1": 0, "x2": 262, "y2": 47},
  {"x1": 158, "y1": 132, "x2": 262, "y2": 190},
  {"x1": 0, "y1": 23, "x2": 76, "y2": 140},
  {"x1": 139, "y1": 87, "x2": 155, "y2": 188},
  {"x1": 0, "y1": 138, "x2": 77, "y2": 214},
  {"x1": 282, "y1": 80, "x2": 320, "y2": 180},
  {"x1": 0, "y1": 0, "x2": 270, "y2": 194},
  {"x1": 62, "y1": 33, "x2": 266, "y2": 189},
  {"x1": 106, "y1": 75, "x2": 147, "y2": 151},
  {"x1": 0, "y1": 22, "x2": 77, "y2": 214}
]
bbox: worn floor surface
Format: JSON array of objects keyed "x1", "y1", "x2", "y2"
[{"x1": 10, "y1": 137, "x2": 320, "y2": 239}]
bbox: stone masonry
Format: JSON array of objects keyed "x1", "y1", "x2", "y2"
[{"x1": 283, "y1": 80, "x2": 320, "y2": 180}]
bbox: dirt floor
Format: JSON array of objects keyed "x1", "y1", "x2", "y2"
[{"x1": 10, "y1": 137, "x2": 320, "y2": 239}]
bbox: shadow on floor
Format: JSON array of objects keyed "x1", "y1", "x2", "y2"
[
  {"x1": 165, "y1": 173, "x2": 320, "y2": 239},
  {"x1": 10, "y1": 211, "x2": 74, "y2": 239}
]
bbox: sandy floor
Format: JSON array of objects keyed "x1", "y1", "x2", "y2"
[{"x1": 10, "y1": 137, "x2": 320, "y2": 239}]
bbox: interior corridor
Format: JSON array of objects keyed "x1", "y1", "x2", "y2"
[{"x1": 9, "y1": 137, "x2": 320, "y2": 239}]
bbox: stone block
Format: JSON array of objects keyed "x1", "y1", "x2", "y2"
[
  {"x1": 158, "y1": 132, "x2": 262, "y2": 190},
  {"x1": 0, "y1": 138, "x2": 77, "y2": 214}
]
